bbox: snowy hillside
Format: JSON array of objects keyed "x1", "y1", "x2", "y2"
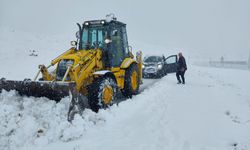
[
  {"x1": 0, "y1": 27, "x2": 72, "y2": 80},
  {"x1": 0, "y1": 27, "x2": 250, "y2": 150}
]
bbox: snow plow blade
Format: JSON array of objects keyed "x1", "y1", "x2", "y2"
[
  {"x1": 0, "y1": 79, "x2": 76, "y2": 102},
  {"x1": 0, "y1": 79, "x2": 88, "y2": 121}
]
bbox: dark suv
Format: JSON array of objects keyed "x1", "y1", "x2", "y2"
[{"x1": 142, "y1": 55, "x2": 178, "y2": 78}]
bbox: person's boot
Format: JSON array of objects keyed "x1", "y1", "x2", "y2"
[
  {"x1": 177, "y1": 79, "x2": 181, "y2": 84},
  {"x1": 181, "y1": 76, "x2": 185, "y2": 84}
]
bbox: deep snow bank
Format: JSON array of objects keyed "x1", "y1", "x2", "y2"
[{"x1": 0, "y1": 90, "x2": 106, "y2": 150}]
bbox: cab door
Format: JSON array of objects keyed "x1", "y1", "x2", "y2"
[
  {"x1": 165, "y1": 55, "x2": 178, "y2": 74},
  {"x1": 109, "y1": 26, "x2": 127, "y2": 67}
]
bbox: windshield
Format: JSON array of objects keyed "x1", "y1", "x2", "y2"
[
  {"x1": 144, "y1": 56, "x2": 162, "y2": 63},
  {"x1": 81, "y1": 26, "x2": 108, "y2": 50}
]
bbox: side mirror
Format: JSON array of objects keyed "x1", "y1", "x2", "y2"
[
  {"x1": 162, "y1": 55, "x2": 166, "y2": 62},
  {"x1": 71, "y1": 41, "x2": 77, "y2": 47},
  {"x1": 76, "y1": 31, "x2": 80, "y2": 39}
]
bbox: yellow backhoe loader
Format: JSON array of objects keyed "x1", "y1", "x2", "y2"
[{"x1": 0, "y1": 15, "x2": 142, "y2": 121}]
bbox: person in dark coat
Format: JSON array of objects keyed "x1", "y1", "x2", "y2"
[{"x1": 176, "y1": 52, "x2": 187, "y2": 84}]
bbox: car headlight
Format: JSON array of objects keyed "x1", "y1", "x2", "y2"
[
  {"x1": 157, "y1": 64, "x2": 163, "y2": 69},
  {"x1": 142, "y1": 64, "x2": 145, "y2": 69}
]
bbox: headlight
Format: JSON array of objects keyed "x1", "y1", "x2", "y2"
[
  {"x1": 101, "y1": 20, "x2": 105, "y2": 24},
  {"x1": 84, "y1": 22, "x2": 89, "y2": 26},
  {"x1": 157, "y1": 64, "x2": 163, "y2": 69},
  {"x1": 142, "y1": 64, "x2": 145, "y2": 69}
]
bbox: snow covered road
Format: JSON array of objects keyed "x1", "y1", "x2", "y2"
[{"x1": 1, "y1": 66, "x2": 250, "y2": 150}]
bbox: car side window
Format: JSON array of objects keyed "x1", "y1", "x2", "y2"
[{"x1": 166, "y1": 56, "x2": 177, "y2": 64}]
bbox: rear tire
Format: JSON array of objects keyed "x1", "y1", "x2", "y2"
[
  {"x1": 88, "y1": 76, "x2": 117, "y2": 112},
  {"x1": 121, "y1": 64, "x2": 140, "y2": 98}
]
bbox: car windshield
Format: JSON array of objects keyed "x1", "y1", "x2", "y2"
[
  {"x1": 81, "y1": 26, "x2": 108, "y2": 50},
  {"x1": 144, "y1": 56, "x2": 162, "y2": 63}
]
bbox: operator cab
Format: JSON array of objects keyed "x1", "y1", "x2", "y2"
[{"x1": 77, "y1": 19, "x2": 130, "y2": 67}]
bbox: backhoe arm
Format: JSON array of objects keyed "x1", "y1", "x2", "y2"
[
  {"x1": 51, "y1": 48, "x2": 76, "y2": 65},
  {"x1": 136, "y1": 51, "x2": 143, "y2": 84},
  {"x1": 34, "y1": 48, "x2": 76, "y2": 81},
  {"x1": 69, "y1": 50, "x2": 103, "y2": 93},
  {"x1": 39, "y1": 65, "x2": 54, "y2": 81}
]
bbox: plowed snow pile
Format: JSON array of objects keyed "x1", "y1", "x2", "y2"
[{"x1": 0, "y1": 90, "x2": 106, "y2": 150}]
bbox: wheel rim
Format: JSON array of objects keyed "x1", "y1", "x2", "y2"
[
  {"x1": 102, "y1": 85, "x2": 113, "y2": 105},
  {"x1": 131, "y1": 71, "x2": 138, "y2": 91}
]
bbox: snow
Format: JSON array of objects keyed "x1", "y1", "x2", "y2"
[
  {"x1": 0, "y1": 26, "x2": 250, "y2": 150},
  {"x1": 0, "y1": 90, "x2": 106, "y2": 149},
  {"x1": 1, "y1": 63, "x2": 250, "y2": 150},
  {"x1": 93, "y1": 70, "x2": 112, "y2": 75}
]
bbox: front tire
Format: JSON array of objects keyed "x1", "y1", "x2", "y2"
[
  {"x1": 88, "y1": 76, "x2": 117, "y2": 112},
  {"x1": 156, "y1": 70, "x2": 164, "y2": 78}
]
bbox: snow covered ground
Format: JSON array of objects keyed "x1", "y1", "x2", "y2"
[
  {"x1": 0, "y1": 27, "x2": 250, "y2": 150},
  {"x1": 1, "y1": 66, "x2": 250, "y2": 150}
]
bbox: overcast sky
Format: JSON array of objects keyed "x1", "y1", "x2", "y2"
[{"x1": 1, "y1": 0, "x2": 250, "y2": 60}]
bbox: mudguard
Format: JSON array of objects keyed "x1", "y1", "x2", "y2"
[{"x1": 120, "y1": 58, "x2": 137, "y2": 69}]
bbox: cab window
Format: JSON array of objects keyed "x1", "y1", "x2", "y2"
[
  {"x1": 81, "y1": 27, "x2": 107, "y2": 50},
  {"x1": 122, "y1": 26, "x2": 129, "y2": 56}
]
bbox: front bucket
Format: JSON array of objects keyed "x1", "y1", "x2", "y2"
[
  {"x1": 0, "y1": 78, "x2": 89, "y2": 121},
  {"x1": 0, "y1": 79, "x2": 76, "y2": 102}
]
